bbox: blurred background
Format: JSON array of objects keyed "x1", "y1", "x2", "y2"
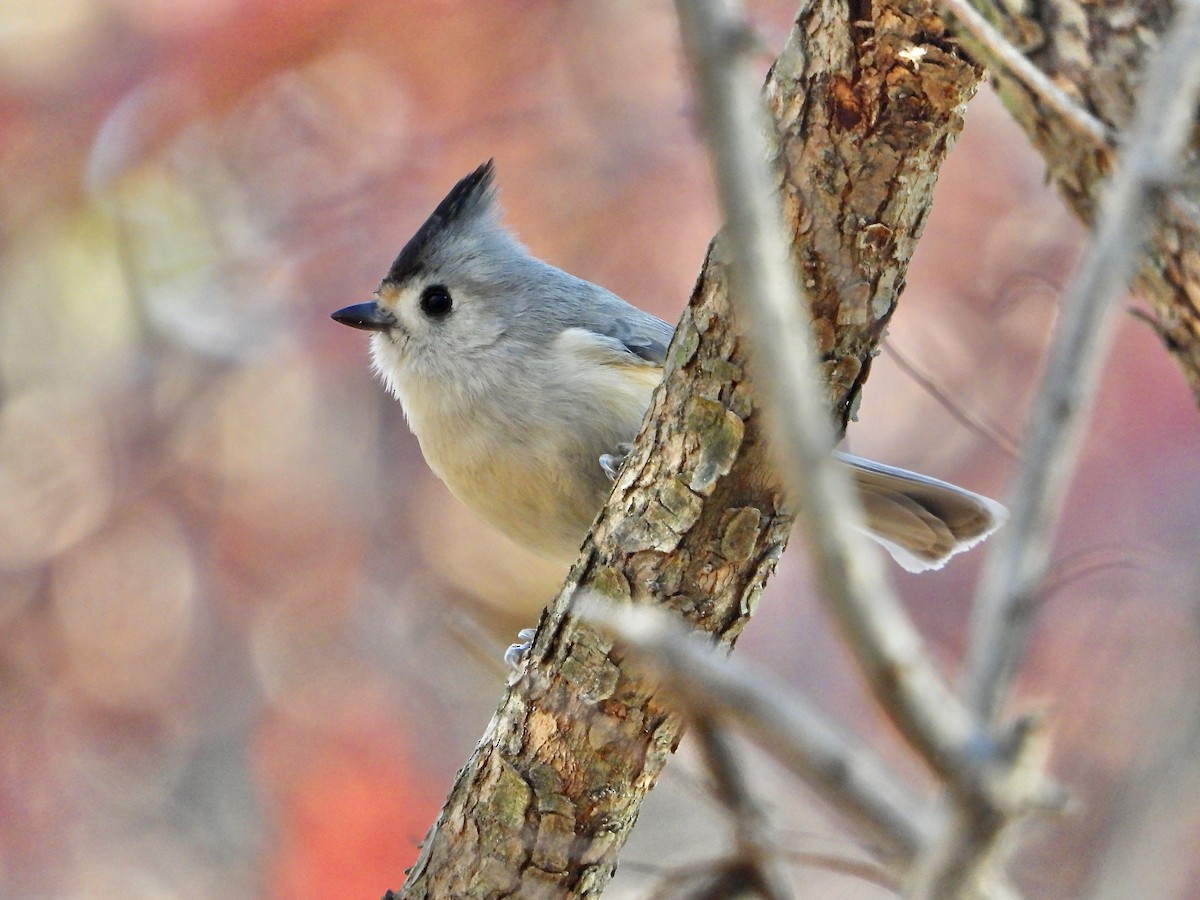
[{"x1": 2, "y1": 0, "x2": 1199, "y2": 897}]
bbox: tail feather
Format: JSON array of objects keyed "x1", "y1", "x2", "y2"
[{"x1": 836, "y1": 451, "x2": 1008, "y2": 573}]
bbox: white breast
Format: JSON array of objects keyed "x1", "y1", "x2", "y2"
[{"x1": 382, "y1": 329, "x2": 660, "y2": 563}]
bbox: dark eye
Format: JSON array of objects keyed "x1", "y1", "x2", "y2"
[{"x1": 419, "y1": 284, "x2": 453, "y2": 318}]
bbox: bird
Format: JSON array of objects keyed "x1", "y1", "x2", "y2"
[{"x1": 333, "y1": 161, "x2": 1006, "y2": 576}]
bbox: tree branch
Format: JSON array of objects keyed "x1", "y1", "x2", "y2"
[
  {"x1": 676, "y1": 0, "x2": 1000, "y2": 798},
  {"x1": 584, "y1": 599, "x2": 937, "y2": 861},
  {"x1": 937, "y1": 0, "x2": 1112, "y2": 148},
  {"x1": 964, "y1": 0, "x2": 1200, "y2": 724},
  {"x1": 953, "y1": 0, "x2": 1200, "y2": 400},
  {"x1": 692, "y1": 716, "x2": 795, "y2": 900},
  {"x1": 908, "y1": 2, "x2": 1200, "y2": 896}
]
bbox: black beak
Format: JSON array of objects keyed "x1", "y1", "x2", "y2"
[{"x1": 331, "y1": 302, "x2": 394, "y2": 332}]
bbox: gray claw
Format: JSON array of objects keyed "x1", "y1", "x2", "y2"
[
  {"x1": 599, "y1": 442, "x2": 635, "y2": 481},
  {"x1": 504, "y1": 627, "x2": 539, "y2": 669}
]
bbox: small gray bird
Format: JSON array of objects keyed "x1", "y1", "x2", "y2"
[{"x1": 333, "y1": 161, "x2": 1006, "y2": 573}]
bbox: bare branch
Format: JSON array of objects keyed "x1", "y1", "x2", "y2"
[
  {"x1": 906, "y1": 4, "x2": 1200, "y2": 896},
  {"x1": 585, "y1": 599, "x2": 937, "y2": 860},
  {"x1": 967, "y1": 0, "x2": 1200, "y2": 397},
  {"x1": 964, "y1": 0, "x2": 1200, "y2": 724},
  {"x1": 693, "y1": 717, "x2": 795, "y2": 900},
  {"x1": 883, "y1": 343, "x2": 1020, "y2": 459},
  {"x1": 938, "y1": 0, "x2": 1112, "y2": 149},
  {"x1": 675, "y1": 0, "x2": 995, "y2": 790}
]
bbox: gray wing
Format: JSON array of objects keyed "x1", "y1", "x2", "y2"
[
  {"x1": 605, "y1": 309, "x2": 675, "y2": 365},
  {"x1": 550, "y1": 268, "x2": 676, "y2": 365}
]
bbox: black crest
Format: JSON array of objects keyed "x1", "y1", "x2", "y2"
[{"x1": 384, "y1": 160, "x2": 497, "y2": 286}]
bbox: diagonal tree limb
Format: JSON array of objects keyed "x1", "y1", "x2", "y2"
[
  {"x1": 964, "y1": 0, "x2": 1200, "y2": 725},
  {"x1": 946, "y1": 0, "x2": 1200, "y2": 401},
  {"x1": 691, "y1": 716, "x2": 795, "y2": 900},
  {"x1": 676, "y1": 0, "x2": 1002, "y2": 798},
  {"x1": 582, "y1": 599, "x2": 938, "y2": 861},
  {"x1": 908, "y1": 3, "x2": 1200, "y2": 897},
  {"x1": 393, "y1": 1, "x2": 983, "y2": 896},
  {"x1": 936, "y1": 0, "x2": 1112, "y2": 149}
]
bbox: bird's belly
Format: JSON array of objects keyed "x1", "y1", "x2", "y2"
[
  {"x1": 426, "y1": 429, "x2": 612, "y2": 565},
  {"x1": 401, "y1": 356, "x2": 661, "y2": 565}
]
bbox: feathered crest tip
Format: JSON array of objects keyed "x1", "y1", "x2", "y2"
[{"x1": 384, "y1": 160, "x2": 498, "y2": 285}]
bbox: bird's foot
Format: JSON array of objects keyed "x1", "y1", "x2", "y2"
[
  {"x1": 504, "y1": 627, "x2": 539, "y2": 670},
  {"x1": 599, "y1": 442, "x2": 635, "y2": 481}
]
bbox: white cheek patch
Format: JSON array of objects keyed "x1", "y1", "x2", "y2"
[{"x1": 369, "y1": 332, "x2": 408, "y2": 402}]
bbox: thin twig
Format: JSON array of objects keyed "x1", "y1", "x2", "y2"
[
  {"x1": 585, "y1": 600, "x2": 937, "y2": 860},
  {"x1": 674, "y1": 0, "x2": 995, "y2": 790},
  {"x1": 771, "y1": 848, "x2": 900, "y2": 892},
  {"x1": 693, "y1": 717, "x2": 796, "y2": 900},
  {"x1": 963, "y1": 0, "x2": 1200, "y2": 723},
  {"x1": 624, "y1": 847, "x2": 900, "y2": 893},
  {"x1": 883, "y1": 342, "x2": 1020, "y2": 459},
  {"x1": 1038, "y1": 543, "x2": 1149, "y2": 603},
  {"x1": 938, "y1": 0, "x2": 1112, "y2": 149}
]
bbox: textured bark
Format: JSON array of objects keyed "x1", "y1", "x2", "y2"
[
  {"x1": 965, "y1": 0, "x2": 1200, "y2": 399},
  {"x1": 394, "y1": 4, "x2": 982, "y2": 898}
]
